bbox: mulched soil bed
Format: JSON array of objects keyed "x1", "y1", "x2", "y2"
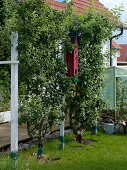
[{"x1": 82, "y1": 139, "x2": 97, "y2": 145}]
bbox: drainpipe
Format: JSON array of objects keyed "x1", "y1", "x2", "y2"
[
  {"x1": 110, "y1": 27, "x2": 123, "y2": 66},
  {"x1": 110, "y1": 27, "x2": 123, "y2": 122}
]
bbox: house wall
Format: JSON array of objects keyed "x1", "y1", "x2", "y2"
[
  {"x1": 112, "y1": 55, "x2": 117, "y2": 66},
  {"x1": 102, "y1": 40, "x2": 121, "y2": 67},
  {"x1": 0, "y1": 111, "x2": 11, "y2": 123},
  {"x1": 102, "y1": 40, "x2": 110, "y2": 67},
  {"x1": 112, "y1": 50, "x2": 120, "y2": 66}
]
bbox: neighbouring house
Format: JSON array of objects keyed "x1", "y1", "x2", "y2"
[
  {"x1": 117, "y1": 44, "x2": 127, "y2": 66},
  {"x1": 111, "y1": 40, "x2": 122, "y2": 66}
]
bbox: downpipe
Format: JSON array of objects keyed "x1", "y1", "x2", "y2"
[{"x1": 110, "y1": 27, "x2": 123, "y2": 67}]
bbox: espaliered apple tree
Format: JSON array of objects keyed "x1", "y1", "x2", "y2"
[
  {"x1": 0, "y1": 0, "x2": 11, "y2": 112},
  {"x1": 1, "y1": 0, "x2": 119, "y2": 151},
  {"x1": 65, "y1": 6, "x2": 117, "y2": 143},
  {"x1": 2, "y1": 0, "x2": 71, "y2": 159}
]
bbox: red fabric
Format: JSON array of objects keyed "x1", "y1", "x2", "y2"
[{"x1": 66, "y1": 38, "x2": 78, "y2": 77}]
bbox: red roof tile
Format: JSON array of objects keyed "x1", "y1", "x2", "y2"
[
  {"x1": 45, "y1": 0, "x2": 67, "y2": 10},
  {"x1": 45, "y1": 0, "x2": 107, "y2": 13},
  {"x1": 72, "y1": 0, "x2": 107, "y2": 14},
  {"x1": 118, "y1": 44, "x2": 127, "y2": 62},
  {"x1": 44, "y1": 0, "x2": 127, "y2": 29},
  {"x1": 112, "y1": 41, "x2": 122, "y2": 50}
]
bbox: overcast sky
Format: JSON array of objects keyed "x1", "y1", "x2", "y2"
[{"x1": 99, "y1": 0, "x2": 127, "y2": 44}]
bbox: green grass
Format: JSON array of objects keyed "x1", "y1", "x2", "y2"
[{"x1": 0, "y1": 132, "x2": 127, "y2": 170}]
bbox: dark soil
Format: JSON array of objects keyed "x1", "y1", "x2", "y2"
[
  {"x1": 32, "y1": 153, "x2": 61, "y2": 164},
  {"x1": 81, "y1": 139, "x2": 97, "y2": 145}
]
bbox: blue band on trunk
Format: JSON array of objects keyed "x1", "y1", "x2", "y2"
[
  {"x1": 38, "y1": 148, "x2": 44, "y2": 154},
  {"x1": 60, "y1": 136, "x2": 64, "y2": 143},
  {"x1": 10, "y1": 152, "x2": 18, "y2": 160}
]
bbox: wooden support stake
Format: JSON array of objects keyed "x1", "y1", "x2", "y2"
[
  {"x1": 60, "y1": 96, "x2": 65, "y2": 149},
  {"x1": 60, "y1": 43, "x2": 65, "y2": 150},
  {"x1": 10, "y1": 32, "x2": 19, "y2": 160}
]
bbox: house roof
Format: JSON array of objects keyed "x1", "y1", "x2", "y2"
[
  {"x1": 112, "y1": 41, "x2": 122, "y2": 50},
  {"x1": 70, "y1": 0, "x2": 106, "y2": 14},
  {"x1": 45, "y1": 0, "x2": 67, "y2": 10},
  {"x1": 45, "y1": 0, "x2": 107, "y2": 12},
  {"x1": 45, "y1": 0, "x2": 127, "y2": 30},
  {"x1": 117, "y1": 44, "x2": 127, "y2": 62}
]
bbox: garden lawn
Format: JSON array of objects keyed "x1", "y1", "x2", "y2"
[{"x1": 0, "y1": 132, "x2": 127, "y2": 170}]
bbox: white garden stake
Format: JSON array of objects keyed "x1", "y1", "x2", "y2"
[
  {"x1": 59, "y1": 42, "x2": 65, "y2": 150},
  {"x1": 0, "y1": 32, "x2": 19, "y2": 160},
  {"x1": 11, "y1": 32, "x2": 19, "y2": 160},
  {"x1": 60, "y1": 96, "x2": 65, "y2": 149}
]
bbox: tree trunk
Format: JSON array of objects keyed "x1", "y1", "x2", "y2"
[
  {"x1": 37, "y1": 137, "x2": 44, "y2": 159},
  {"x1": 76, "y1": 133, "x2": 83, "y2": 143},
  {"x1": 27, "y1": 122, "x2": 33, "y2": 138}
]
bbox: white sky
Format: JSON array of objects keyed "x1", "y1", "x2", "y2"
[
  {"x1": 99, "y1": 0, "x2": 127, "y2": 22},
  {"x1": 99, "y1": 0, "x2": 127, "y2": 44}
]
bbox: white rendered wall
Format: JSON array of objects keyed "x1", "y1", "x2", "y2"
[
  {"x1": 0, "y1": 111, "x2": 11, "y2": 123},
  {"x1": 112, "y1": 55, "x2": 117, "y2": 66},
  {"x1": 101, "y1": 40, "x2": 120, "y2": 67},
  {"x1": 102, "y1": 40, "x2": 110, "y2": 67},
  {"x1": 112, "y1": 50, "x2": 120, "y2": 66}
]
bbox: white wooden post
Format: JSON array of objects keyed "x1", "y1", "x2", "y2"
[
  {"x1": 60, "y1": 96, "x2": 65, "y2": 149},
  {"x1": 0, "y1": 32, "x2": 19, "y2": 159},
  {"x1": 60, "y1": 45, "x2": 65, "y2": 149},
  {"x1": 10, "y1": 32, "x2": 19, "y2": 159}
]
